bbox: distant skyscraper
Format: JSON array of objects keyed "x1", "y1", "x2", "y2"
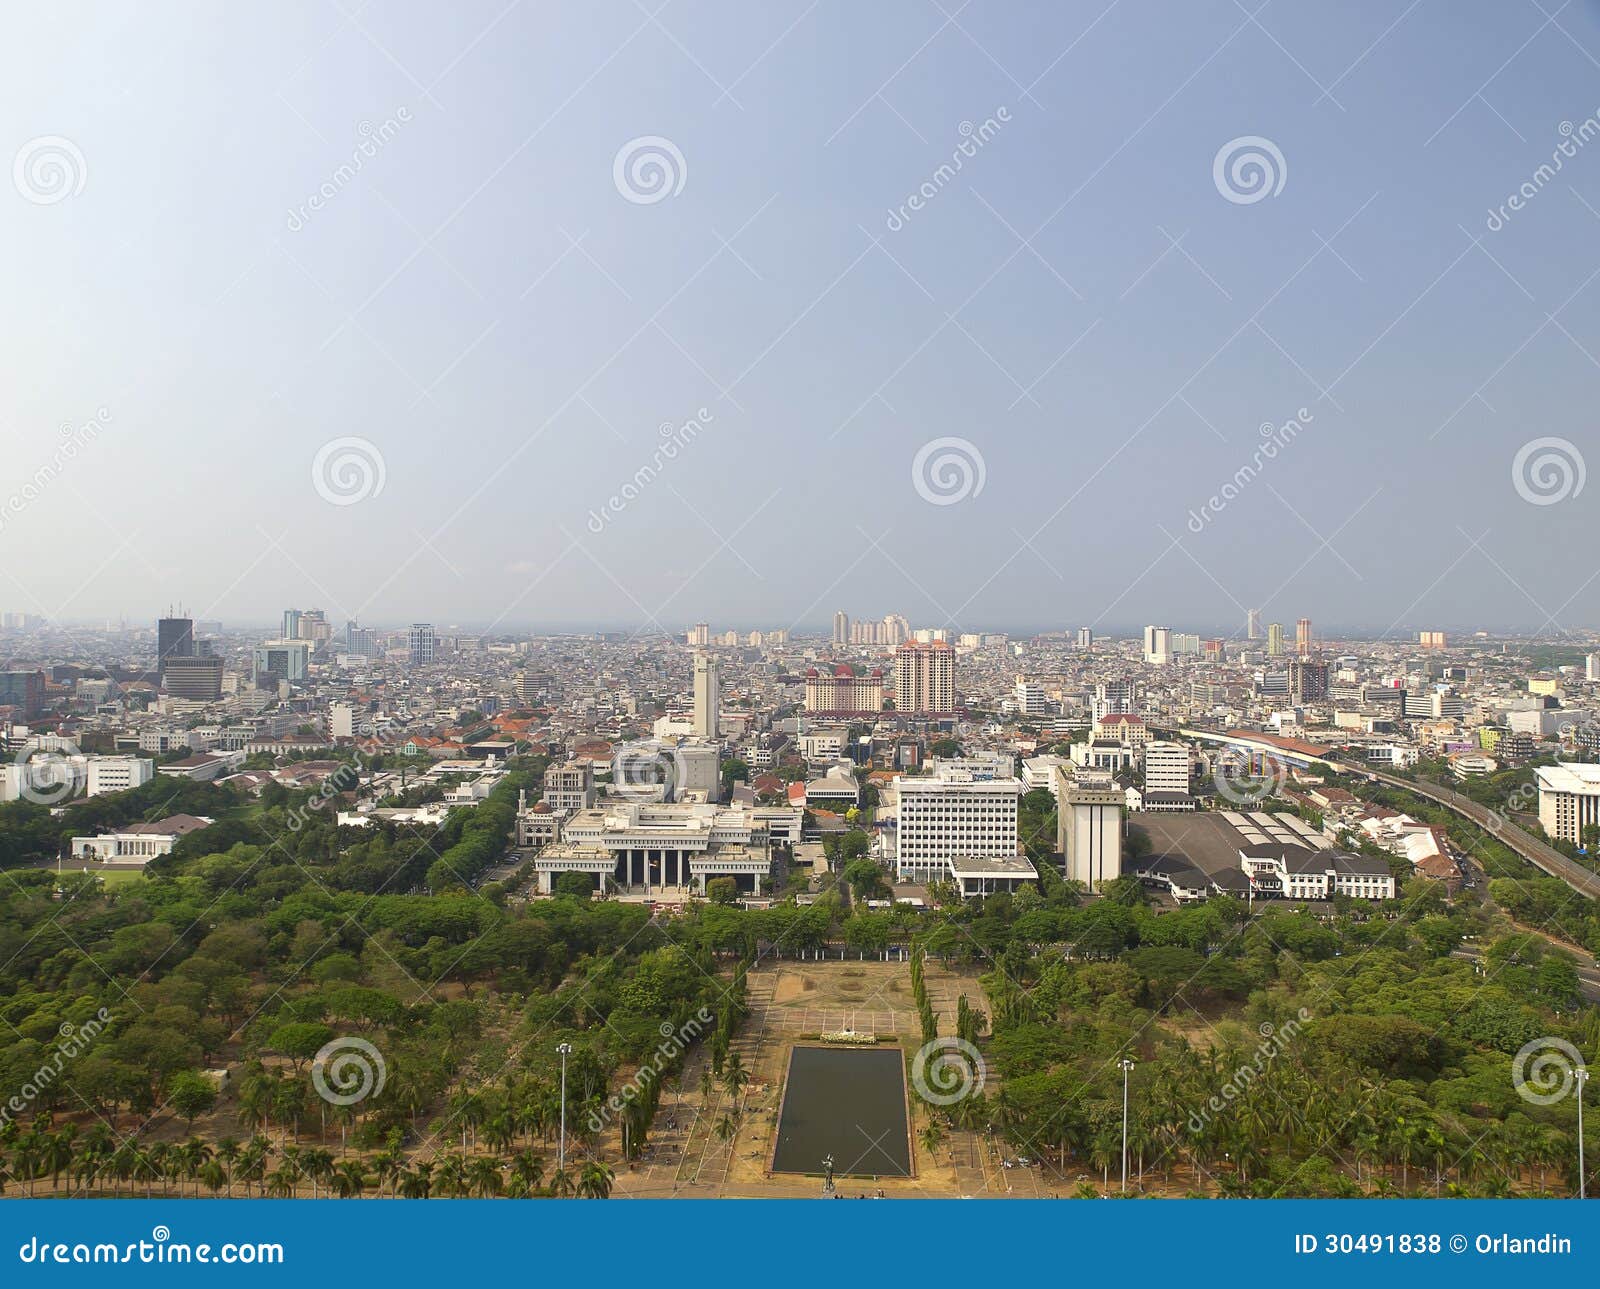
[
  {"x1": 409, "y1": 623, "x2": 436, "y2": 667},
  {"x1": 1267, "y1": 623, "x2": 1284, "y2": 657},
  {"x1": 687, "y1": 623, "x2": 710, "y2": 647},
  {"x1": 345, "y1": 621, "x2": 376, "y2": 657},
  {"x1": 1077, "y1": 627, "x2": 1093, "y2": 649},
  {"x1": 693, "y1": 652, "x2": 721, "y2": 739},
  {"x1": 1142, "y1": 625, "x2": 1171, "y2": 665},
  {"x1": 281, "y1": 609, "x2": 303, "y2": 640},
  {"x1": 156, "y1": 613, "x2": 194, "y2": 681},
  {"x1": 1588, "y1": 652, "x2": 1600, "y2": 683},
  {"x1": 832, "y1": 610, "x2": 849, "y2": 646},
  {"x1": 1246, "y1": 608, "x2": 1262, "y2": 639},
  {"x1": 1296, "y1": 617, "x2": 1313, "y2": 656},
  {"x1": 894, "y1": 640, "x2": 956, "y2": 715}
]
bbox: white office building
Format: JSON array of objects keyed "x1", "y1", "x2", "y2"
[
  {"x1": 893, "y1": 769, "x2": 1021, "y2": 881},
  {"x1": 1536, "y1": 762, "x2": 1600, "y2": 846}
]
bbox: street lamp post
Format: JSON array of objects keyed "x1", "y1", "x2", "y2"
[
  {"x1": 557, "y1": 1042, "x2": 573, "y2": 1172},
  {"x1": 1119, "y1": 1057, "x2": 1135, "y2": 1195},
  {"x1": 1578, "y1": 1067, "x2": 1590, "y2": 1200}
]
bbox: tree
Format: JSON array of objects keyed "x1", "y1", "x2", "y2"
[
  {"x1": 554, "y1": 872, "x2": 595, "y2": 900},
  {"x1": 707, "y1": 877, "x2": 740, "y2": 905},
  {"x1": 167, "y1": 1071, "x2": 219, "y2": 1128}
]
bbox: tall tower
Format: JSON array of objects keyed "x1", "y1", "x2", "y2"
[
  {"x1": 1267, "y1": 623, "x2": 1284, "y2": 657},
  {"x1": 156, "y1": 611, "x2": 194, "y2": 682},
  {"x1": 409, "y1": 623, "x2": 436, "y2": 667},
  {"x1": 1246, "y1": 608, "x2": 1262, "y2": 640},
  {"x1": 282, "y1": 608, "x2": 303, "y2": 640},
  {"x1": 832, "y1": 610, "x2": 849, "y2": 646},
  {"x1": 894, "y1": 641, "x2": 955, "y2": 715},
  {"x1": 1296, "y1": 617, "x2": 1312, "y2": 657},
  {"x1": 693, "y1": 652, "x2": 721, "y2": 739}
]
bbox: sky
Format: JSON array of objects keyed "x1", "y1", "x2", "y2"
[{"x1": 2, "y1": 1, "x2": 1598, "y2": 639}]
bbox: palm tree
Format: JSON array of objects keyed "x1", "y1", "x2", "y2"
[
  {"x1": 722, "y1": 1053, "x2": 750, "y2": 1100},
  {"x1": 331, "y1": 1161, "x2": 370, "y2": 1198},
  {"x1": 510, "y1": 1149, "x2": 544, "y2": 1194},
  {"x1": 576, "y1": 1160, "x2": 614, "y2": 1198},
  {"x1": 434, "y1": 1153, "x2": 468, "y2": 1198},
  {"x1": 548, "y1": 1165, "x2": 574, "y2": 1197},
  {"x1": 301, "y1": 1148, "x2": 335, "y2": 1199},
  {"x1": 397, "y1": 1162, "x2": 433, "y2": 1198},
  {"x1": 919, "y1": 1122, "x2": 945, "y2": 1158},
  {"x1": 215, "y1": 1137, "x2": 241, "y2": 1198},
  {"x1": 197, "y1": 1160, "x2": 228, "y2": 1197},
  {"x1": 468, "y1": 1157, "x2": 503, "y2": 1197}
]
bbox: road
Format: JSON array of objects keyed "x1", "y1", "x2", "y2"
[
  {"x1": 1351, "y1": 764, "x2": 1600, "y2": 901},
  {"x1": 1451, "y1": 946, "x2": 1600, "y2": 1004}
]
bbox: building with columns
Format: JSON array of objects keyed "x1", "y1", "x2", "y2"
[{"x1": 533, "y1": 801, "x2": 776, "y2": 896}]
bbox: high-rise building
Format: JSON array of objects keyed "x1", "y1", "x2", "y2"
[
  {"x1": 1267, "y1": 623, "x2": 1285, "y2": 657},
  {"x1": 299, "y1": 609, "x2": 330, "y2": 645},
  {"x1": 408, "y1": 623, "x2": 436, "y2": 667},
  {"x1": 1419, "y1": 631, "x2": 1447, "y2": 650},
  {"x1": 1077, "y1": 627, "x2": 1093, "y2": 649},
  {"x1": 344, "y1": 622, "x2": 376, "y2": 657},
  {"x1": 282, "y1": 609, "x2": 303, "y2": 640},
  {"x1": 1290, "y1": 657, "x2": 1329, "y2": 702},
  {"x1": 162, "y1": 655, "x2": 224, "y2": 701},
  {"x1": 687, "y1": 623, "x2": 710, "y2": 648},
  {"x1": 894, "y1": 769, "x2": 1021, "y2": 881},
  {"x1": 893, "y1": 640, "x2": 956, "y2": 715},
  {"x1": 0, "y1": 670, "x2": 45, "y2": 717},
  {"x1": 1056, "y1": 768, "x2": 1123, "y2": 887},
  {"x1": 832, "y1": 610, "x2": 849, "y2": 646},
  {"x1": 1246, "y1": 608, "x2": 1262, "y2": 639},
  {"x1": 804, "y1": 665, "x2": 885, "y2": 717},
  {"x1": 693, "y1": 652, "x2": 721, "y2": 739},
  {"x1": 1588, "y1": 652, "x2": 1600, "y2": 683},
  {"x1": 252, "y1": 640, "x2": 310, "y2": 686},
  {"x1": 1143, "y1": 742, "x2": 1191, "y2": 796},
  {"x1": 1014, "y1": 676, "x2": 1049, "y2": 717},
  {"x1": 156, "y1": 614, "x2": 194, "y2": 681},
  {"x1": 330, "y1": 702, "x2": 356, "y2": 739},
  {"x1": 1142, "y1": 625, "x2": 1171, "y2": 665},
  {"x1": 1296, "y1": 617, "x2": 1313, "y2": 657}
]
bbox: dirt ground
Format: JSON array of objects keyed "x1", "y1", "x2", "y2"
[{"x1": 610, "y1": 959, "x2": 1060, "y2": 1199}]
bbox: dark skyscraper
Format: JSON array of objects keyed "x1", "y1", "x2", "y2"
[{"x1": 157, "y1": 612, "x2": 194, "y2": 681}]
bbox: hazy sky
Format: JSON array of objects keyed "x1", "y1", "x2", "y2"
[{"x1": 4, "y1": 2, "x2": 1598, "y2": 638}]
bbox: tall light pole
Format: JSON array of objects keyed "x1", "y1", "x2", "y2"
[
  {"x1": 557, "y1": 1042, "x2": 573, "y2": 1172},
  {"x1": 1119, "y1": 1057, "x2": 1135, "y2": 1195},
  {"x1": 1578, "y1": 1066, "x2": 1590, "y2": 1200}
]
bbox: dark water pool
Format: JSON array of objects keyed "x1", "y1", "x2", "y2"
[{"x1": 771, "y1": 1046, "x2": 911, "y2": 1177}]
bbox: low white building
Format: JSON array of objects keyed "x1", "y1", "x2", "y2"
[{"x1": 72, "y1": 814, "x2": 212, "y2": 864}]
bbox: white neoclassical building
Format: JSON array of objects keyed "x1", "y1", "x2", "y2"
[{"x1": 534, "y1": 801, "x2": 777, "y2": 896}]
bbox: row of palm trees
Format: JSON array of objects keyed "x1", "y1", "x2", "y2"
[
  {"x1": 0, "y1": 1118, "x2": 615, "y2": 1199},
  {"x1": 924, "y1": 1039, "x2": 1590, "y2": 1197}
]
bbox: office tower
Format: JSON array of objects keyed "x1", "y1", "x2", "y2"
[
  {"x1": 1296, "y1": 617, "x2": 1312, "y2": 656},
  {"x1": 693, "y1": 651, "x2": 721, "y2": 738},
  {"x1": 281, "y1": 609, "x2": 303, "y2": 640},
  {"x1": 893, "y1": 640, "x2": 956, "y2": 715},
  {"x1": 1014, "y1": 676, "x2": 1049, "y2": 717},
  {"x1": 300, "y1": 609, "x2": 330, "y2": 644},
  {"x1": 0, "y1": 670, "x2": 45, "y2": 717},
  {"x1": 894, "y1": 768, "x2": 1021, "y2": 881},
  {"x1": 1077, "y1": 627, "x2": 1093, "y2": 649},
  {"x1": 162, "y1": 655, "x2": 224, "y2": 701},
  {"x1": 1419, "y1": 631, "x2": 1447, "y2": 650},
  {"x1": 687, "y1": 623, "x2": 710, "y2": 648},
  {"x1": 156, "y1": 613, "x2": 195, "y2": 681},
  {"x1": 1143, "y1": 742, "x2": 1191, "y2": 796},
  {"x1": 1056, "y1": 768, "x2": 1124, "y2": 887},
  {"x1": 409, "y1": 623, "x2": 436, "y2": 667},
  {"x1": 832, "y1": 610, "x2": 848, "y2": 646},
  {"x1": 252, "y1": 640, "x2": 311, "y2": 686},
  {"x1": 1142, "y1": 625, "x2": 1171, "y2": 665},
  {"x1": 1290, "y1": 657, "x2": 1329, "y2": 702},
  {"x1": 330, "y1": 702, "x2": 356, "y2": 739},
  {"x1": 1246, "y1": 608, "x2": 1262, "y2": 639},
  {"x1": 1536, "y1": 764, "x2": 1600, "y2": 846},
  {"x1": 1094, "y1": 679, "x2": 1136, "y2": 717},
  {"x1": 345, "y1": 621, "x2": 375, "y2": 657},
  {"x1": 1588, "y1": 652, "x2": 1600, "y2": 683},
  {"x1": 1267, "y1": 623, "x2": 1284, "y2": 657}
]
